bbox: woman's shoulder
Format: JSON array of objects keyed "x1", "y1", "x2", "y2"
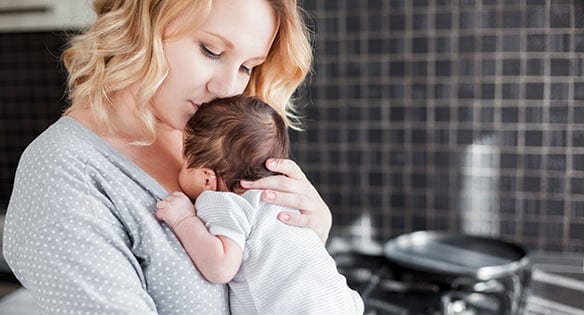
[
  {"x1": 11, "y1": 117, "x2": 120, "y2": 195},
  {"x1": 21, "y1": 116, "x2": 106, "y2": 164}
]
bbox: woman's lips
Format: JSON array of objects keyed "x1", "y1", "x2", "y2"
[{"x1": 189, "y1": 100, "x2": 200, "y2": 112}]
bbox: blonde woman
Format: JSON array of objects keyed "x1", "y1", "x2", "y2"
[{"x1": 3, "y1": 0, "x2": 333, "y2": 314}]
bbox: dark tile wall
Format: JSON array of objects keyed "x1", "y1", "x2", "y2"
[
  {"x1": 0, "y1": 1, "x2": 582, "y2": 255},
  {"x1": 0, "y1": 32, "x2": 69, "y2": 211},
  {"x1": 293, "y1": 0, "x2": 584, "y2": 254}
]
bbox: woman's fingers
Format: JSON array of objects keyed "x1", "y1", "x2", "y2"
[
  {"x1": 261, "y1": 184, "x2": 332, "y2": 244},
  {"x1": 277, "y1": 211, "x2": 312, "y2": 228},
  {"x1": 265, "y1": 158, "x2": 306, "y2": 180},
  {"x1": 241, "y1": 175, "x2": 296, "y2": 194},
  {"x1": 241, "y1": 158, "x2": 332, "y2": 244},
  {"x1": 243, "y1": 176, "x2": 315, "y2": 212},
  {"x1": 260, "y1": 189, "x2": 309, "y2": 211}
]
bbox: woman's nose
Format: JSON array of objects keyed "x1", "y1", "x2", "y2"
[{"x1": 207, "y1": 69, "x2": 245, "y2": 98}]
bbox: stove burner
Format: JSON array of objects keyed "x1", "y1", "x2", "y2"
[
  {"x1": 334, "y1": 252, "x2": 522, "y2": 315},
  {"x1": 442, "y1": 291, "x2": 502, "y2": 315}
]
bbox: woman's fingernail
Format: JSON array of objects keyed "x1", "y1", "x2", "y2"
[
  {"x1": 268, "y1": 159, "x2": 277, "y2": 169},
  {"x1": 279, "y1": 213, "x2": 290, "y2": 221},
  {"x1": 241, "y1": 180, "x2": 252, "y2": 187},
  {"x1": 265, "y1": 191, "x2": 276, "y2": 200}
]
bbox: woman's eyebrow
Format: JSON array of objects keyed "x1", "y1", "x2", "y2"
[{"x1": 202, "y1": 31, "x2": 234, "y2": 49}]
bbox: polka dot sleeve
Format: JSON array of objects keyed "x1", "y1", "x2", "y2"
[{"x1": 3, "y1": 117, "x2": 229, "y2": 314}]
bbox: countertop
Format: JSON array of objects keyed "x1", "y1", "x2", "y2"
[{"x1": 524, "y1": 253, "x2": 584, "y2": 314}]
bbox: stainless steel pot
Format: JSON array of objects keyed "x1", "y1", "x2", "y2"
[{"x1": 383, "y1": 230, "x2": 532, "y2": 315}]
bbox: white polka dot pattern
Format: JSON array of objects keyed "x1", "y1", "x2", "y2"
[{"x1": 2, "y1": 117, "x2": 228, "y2": 314}]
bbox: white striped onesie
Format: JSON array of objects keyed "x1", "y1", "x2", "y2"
[{"x1": 195, "y1": 190, "x2": 364, "y2": 315}]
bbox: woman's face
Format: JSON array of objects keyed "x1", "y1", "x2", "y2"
[{"x1": 152, "y1": 0, "x2": 278, "y2": 131}]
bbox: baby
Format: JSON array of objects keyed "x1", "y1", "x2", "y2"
[{"x1": 156, "y1": 95, "x2": 363, "y2": 314}]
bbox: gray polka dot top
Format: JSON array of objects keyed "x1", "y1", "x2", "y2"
[{"x1": 2, "y1": 117, "x2": 229, "y2": 314}]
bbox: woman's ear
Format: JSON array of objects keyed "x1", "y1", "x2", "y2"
[{"x1": 202, "y1": 168, "x2": 217, "y2": 191}]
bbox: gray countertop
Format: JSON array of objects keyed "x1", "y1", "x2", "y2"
[{"x1": 525, "y1": 253, "x2": 584, "y2": 314}]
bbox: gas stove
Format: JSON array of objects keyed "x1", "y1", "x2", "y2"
[{"x1": 333, "y1": 251, "x2": 522, "y2": 315}]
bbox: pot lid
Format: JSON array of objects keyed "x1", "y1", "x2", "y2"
[{"x1": 383, "y1": 230, "x2": 530, "y2": 280}]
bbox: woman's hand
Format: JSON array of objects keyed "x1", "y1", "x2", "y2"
[{"x1": 240, "y1": 158, "x2": 332, "y2": 244}]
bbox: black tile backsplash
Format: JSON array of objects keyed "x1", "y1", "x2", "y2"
[
  {"x1": 294, "y1": 0, "x2": 584, "y2": 254},
  {"x1": 0, "y1": 2, "x2": 583, "y2": 256},
  {"x1": 0, "y1": 32, "x2": 69, "y2": 211}
]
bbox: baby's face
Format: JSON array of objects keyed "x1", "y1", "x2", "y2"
[{"x1": 178, "y1": 160, "x2": 212, "y2": 199}]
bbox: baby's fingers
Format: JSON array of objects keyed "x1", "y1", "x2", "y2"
[
  {"x1": 155, "y1": 208, "x2": 167, "y2": 221},
  {"x1": 172, "y1": 191, "x2": 186, "y2": 198},
  {"x1": 156, "y1": 200, "x2": 168, "y2": 209}
]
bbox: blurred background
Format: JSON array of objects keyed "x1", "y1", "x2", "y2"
[
  {"x1": 0, "y1": 0, "x2": 582, "y2": 276},
  {"x1": 0, "y1": 0, "x2": 583, "y2": 313},
  {"x1": 290, "y1": 0, "x2": 584, "y2": 256}
]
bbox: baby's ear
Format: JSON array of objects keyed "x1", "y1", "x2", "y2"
[{"x1": 202, "y1": 168, "x2": 217, "y2": 191}]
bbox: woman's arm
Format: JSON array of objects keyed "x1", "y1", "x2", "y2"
[
  {"x1": 240, "y1": 158, "x2": 332, "y2": 244},
  {"x1": 156, "y1": 192, "x2": 243, "y2": 284},
  {"x1": 3, "y1": 139, "x2": 164, "y2": 314},
  {"x1": 4, "y1": 196, "x2": 160, "y2": 314}
]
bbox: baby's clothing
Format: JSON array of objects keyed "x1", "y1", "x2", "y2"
[{"x1": 196, "y1": 190, "x2": 364, "y2": 315}]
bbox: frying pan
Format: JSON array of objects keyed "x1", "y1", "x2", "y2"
[{"x1": 383, "y1": 230, "x2": 530, "y2": 281}]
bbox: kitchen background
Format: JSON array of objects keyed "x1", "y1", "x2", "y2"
[
  {"x1": 293, "y1": 0, "x2": 584, "y2": 255},
  {"x1": 0, "y1": 0, "x2": 583, "y2": 264}
]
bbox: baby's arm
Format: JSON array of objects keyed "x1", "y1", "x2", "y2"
[{"x1": 156, "y1": 191, "x2": 243, "y2": 284}]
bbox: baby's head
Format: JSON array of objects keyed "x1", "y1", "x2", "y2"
[{"x1": 178, "y1": 95, "x2": 290, "y2": 199}]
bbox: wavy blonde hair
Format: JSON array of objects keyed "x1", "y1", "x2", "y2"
[{"x1": 63, "y1": 0, "x2": 313, "y2": 144}]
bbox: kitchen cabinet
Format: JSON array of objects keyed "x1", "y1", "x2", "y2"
[{"x1": 0, "y1": 0, "x2": 94, "y2": 32}]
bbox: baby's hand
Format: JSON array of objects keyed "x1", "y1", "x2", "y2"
[{"x1": 156, "y1": 191, "x2": 196, "y2": 229}]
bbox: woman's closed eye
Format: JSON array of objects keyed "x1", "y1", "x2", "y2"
[
  {"x1": 200, "y1": 43, "x2": 253, "y2": 76},
  {"x1": 200, "y1": 44, "x2": 221, "y2": 59},
  {"x1": 240, "y1": 65, "x2": 252, "y2": 76}
]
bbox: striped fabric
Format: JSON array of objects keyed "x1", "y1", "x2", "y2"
[{"x1": 196, "y1": 190, "x2": 364, "y2": 315}]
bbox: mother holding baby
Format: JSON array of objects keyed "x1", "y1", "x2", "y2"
[{"x1": 2, "y1": 0, "x2": 332, "y2": 313}]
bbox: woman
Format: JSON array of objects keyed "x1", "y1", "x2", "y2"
[{"x1": 2, "y1": 0, "x2": 332, "y2": 314}]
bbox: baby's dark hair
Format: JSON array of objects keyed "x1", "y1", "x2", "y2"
[{"x1": 183, "y1": 95, "x2": 290, "y2": 192}]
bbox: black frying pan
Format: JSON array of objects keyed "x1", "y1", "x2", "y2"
[{"x1": 383, "y1": 230, "x2": 530, "y2": 281}]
